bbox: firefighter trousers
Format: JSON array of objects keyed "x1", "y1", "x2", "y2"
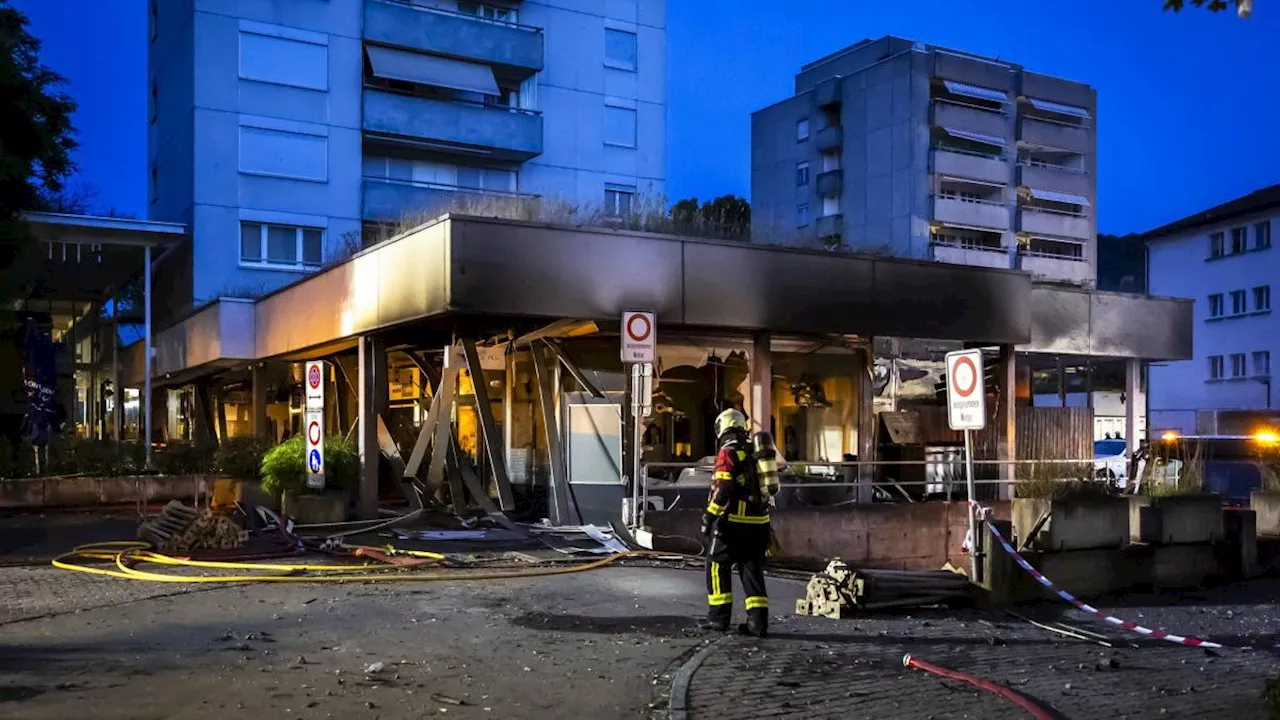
[{"x1": 705, "y1": 523, "x2": 770, "y2": 628}]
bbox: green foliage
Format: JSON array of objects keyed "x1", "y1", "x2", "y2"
[
  {"x1": 669, "y1": 195, "x2": 751, "y2": 240},
  {"x1": 0, "y1": 437, "x2": 152, "y2": 478},
  {"x1": 1163, "y1": 0, "x2": 1241, "y2": 11},
  {"x1": 213, "y1": 436, "x2": 273, "y2": 481},
  {"x1": 1139, "y1": 439, "x2": 1207, "y2": 495},
  {"x1": 153, "y1": 440, "x2": 216, "y2": 476},
  {"x1": 1015, "y1": 460, "x2": 1117, "y2": 501},
  {"x1": 0, "y1": 2, "x2": 78, "y2": 302},
  {"x1": 260, "y1": 434, "x2": 358, "y2": 496}
]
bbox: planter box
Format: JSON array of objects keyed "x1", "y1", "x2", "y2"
[
  {"x1": 282, "y1": 492, "x2": 346, "y2": 524},
  {"x1": 1251, "y1": 492, "x2": 1280, "y2": 537},
  {"x1": 1012, "y1": 497, "x2": 1129, "y2": 552},
  {"x1": 1129, "y1": 494, "x2": 1223, "y2": 545}
]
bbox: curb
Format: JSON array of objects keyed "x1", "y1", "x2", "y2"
[{"x1": 668, "y1": 636, "x2": 729, "y2": 720}]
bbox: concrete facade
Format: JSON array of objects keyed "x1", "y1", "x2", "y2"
[
  {"x1": 1146, "y1": 187, "x2": 1280, "y2": 433},
  {"x1": 148, "y1": 0, "x2": 667, "y2": 321},
  {"x1": 751, "y1": 36, "x2": 1098, "y2": 286}
]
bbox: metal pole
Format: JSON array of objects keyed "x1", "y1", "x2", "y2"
[
  {"x1": 964, "y1": 428, "x2": 978, "y2": 581},
  {"x1": 143, "y1": 244, "x2": 153, "y2": 470},
  {"x1": 630, "y1": 363, "x2": 642, "y2": 527},
  {"x1": 111, "y1": 294, "x2": 120, "y2": 441}
]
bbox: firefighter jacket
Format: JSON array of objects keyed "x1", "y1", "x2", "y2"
[{"x1": 705, "y1": 433, "x2": 771, "y2": 526}]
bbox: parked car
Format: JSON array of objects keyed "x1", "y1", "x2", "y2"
[
  {"x1": 1136, "y1": 432, "x2": 1279, "y2": 506},
  {"x1": 1093, "y1": 438, "x2": 1129, "y2": 487}
]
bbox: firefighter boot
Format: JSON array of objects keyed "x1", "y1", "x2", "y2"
[
  {"x1": 698, "y1": 617, "x2": 730, "y2": 632},
  {"x1": 737, "y1": 616, "x2": 768, "y2": 639}
]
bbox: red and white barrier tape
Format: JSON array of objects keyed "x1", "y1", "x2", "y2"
[{"x1": 979, "y1": 506, "x2": 1222, "y2": 650}]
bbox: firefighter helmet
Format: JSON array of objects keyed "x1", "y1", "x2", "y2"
[{"x1": 713, "y1": 408, "x2": 748, "y2": 441}]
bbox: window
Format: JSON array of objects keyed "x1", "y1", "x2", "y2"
[
  {"x1": 797, "y1": 118, "x2": 810, "y2": 142},
  {"x1": 1209, "y1": 232, "x2": 1224, "y2": 258},
  {"x1": 1255, "y1": 285, "x2": 1271, "y2": 312},
  {"x1": 796, "y1": 162, "x2": 809, "y2": 186},
  {"x1": 1256, "y1": 220, "x2": 1272, "y2": 250},
  {"x1": 1209, "y1": 355, "x2": 1225, "y2": 379},
  {"x1": 240, "y1": 221, "x2": 324, "y2": 269},
  {"x1": 457, "y1": 2, "x2": 516, "y2": 22},
  {"x1": 604, "y1": 105, "x2": 637, "y2": 147},
  {"x1": 604, "y1": 184, "x2": 635, "y2": 216},
  {"x1": 1232, "y1": 227, "x2": 1247, "y2": 254},
  {"x1": 604, "y1": 29, "x2": 637, "y2": 71},
  {"x1": 1231, "y1": 353, "x2": 1248, "y2": 378},
  {"x1": 1208, "y1": 293, "x2": 1224, "y2": 317},
  {"x1": 1255, "y1": 351, "x2": 1272, "y2": 377},
  {"x1": 797, "y1": 203, "x2": 810, "y2": 228},
  {"x1": 1232, "y1": 289, "x2": 1247, "y2": 315}
]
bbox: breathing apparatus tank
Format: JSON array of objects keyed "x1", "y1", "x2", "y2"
[{"x1": 752, "y1": 431, "x2": 780, "y2": 498}]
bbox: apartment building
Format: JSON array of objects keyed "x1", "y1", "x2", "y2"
[
  {"x1": 1147, "y1": 185, "x2": 1280, "y2": 433},
  {"x1": 148, "y1": 0, "x2": 666, "y2": 321},
  {"x1": 751, "y1": 36, "x2": 1097, "y2": 286}
]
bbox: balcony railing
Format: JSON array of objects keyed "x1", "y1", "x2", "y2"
[
  {"x1": 1018, "y1": 159, "x2": 1087, "y2": 175},
  {"x1": 362, "y1": 176, "x2": 540, "y2": 221},
  {"x1": 362, "y1": 86, "x2": 544, "y2": 160},
  {"x1": 365, "y1": 0, "x2": 544, "y2": 75}
]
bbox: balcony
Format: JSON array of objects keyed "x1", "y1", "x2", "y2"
[
  {"x1": 816, "y1": 125, "x2": 843, "y2": 154},
  {"x1": 364, "y1": 0, "x2": 543, "y2": 77},
  {"x1": 931, "y1": 99, "x2": 1007, "y2": 139},
  {"x1": 814, "y1": 77, "x2": 843, "y2": 110},
  {"x1": 1018, "y1": 253, "x2": 1093, "y2": 285},
  {"x1": 1017, "y1": 162, "x2": 1091, "y2": 196},
  {"x1": 933, "y1": 242, "x2": 1010, "y2": 270},
  {"x1": 363, "y1": 88, "x2": 543, "y2": 161},
  {"x1": 817, "y1": 170, "x2": 842, "y2": 198},
  {"x1": 1019, "y1": 207, "x2": 1091, "y2": 240},
  {"x1": 363, "y1": 177, "x2": 538, "y2": 222},
  {"x1": 933, "y1": 195, "x2": 1010, "y2": 231},
  {"x1": 931, "y1": 148, "x2": 1008, "y2": 185},
  {"x1": 1018, "y1": 117, "x2": 1090, "y2": 154},
  {"x1": 816, "y1": 214, "x2": 843, "y2": 239}
]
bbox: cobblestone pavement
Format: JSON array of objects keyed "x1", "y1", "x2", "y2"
[
  {"x1": 0, "y1": 565, "x2": 210, "y2": 625},
  {"x1": 682, "y1": 580, "x2": 1280, "y2": 719}
]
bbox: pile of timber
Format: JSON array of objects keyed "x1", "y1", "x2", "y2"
[
  {"x1": 138, "y1": 500, "x2": 248, "y2": 553},
  {"x1": 796, "y1": 560, "x2": 973, "y2": 618}
]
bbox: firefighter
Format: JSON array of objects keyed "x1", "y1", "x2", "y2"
[{"x1": 699, "y1": 408, "x2": 778, "y2": 637}]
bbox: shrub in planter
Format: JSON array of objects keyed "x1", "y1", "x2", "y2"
[
  {"x1": 212, "y1": 436, "x2": 274, "y2": 509},
  {"x1": 153, "y1": 440, "x2": 216, "y2": 475},
  {"x1": 261, "y1": 434, "x2": 358, "y2": 523}
]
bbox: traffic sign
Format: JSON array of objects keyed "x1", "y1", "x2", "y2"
[
  {"x1": 305, "y1": 409, "x2": 325, "y2": 490},
  {"x1": 620, "y1": 311, "x2": 656, "y2": 363},
  {"x1": 945, "y1": 349, "x2": 986, "y2": 431},
  {"x1": 305, "y1": 360, "x2": 325, "y2": 411}
]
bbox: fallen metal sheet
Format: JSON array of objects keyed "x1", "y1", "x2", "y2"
[
  {"x1": 391, "y1": 528, "x2": 527, "y2": 542},
  {"x1": 581, "y1": 524, "x2": 630, "y2": 554}
]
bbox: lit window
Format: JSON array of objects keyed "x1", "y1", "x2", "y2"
[
  {"x1": 1256, "y1": 220, "x2": 1272, "y2": 250},
  {"x1": 1208, "y1": 293, "x2": 1224, "y2": 318},
  {"x1": 1254, "y1": 351, "x2": 1271, "y2": 377},
  {"x1": 604, "y1": 29, "x2": 637, "y2": 70},
  {"x1": 604, "y1": 105, "x2": 637, "y2": 147},
  {"x1": 796, "y1": 162, "x2": 809, "y2": 186},
  {"x1": 1231, "y1": 353, "x2": 1247, "y2": 378},
  {"x1": 604, "y1": 184, "x2": 635, "y2": 216},
  {"x1": 240, "y1": 221, "x2": 325, "y2": 269},
  {"x1": 1209, "y1": 232, "x2": 1224, "y2": 258},
  {"x1": 797, "y1": 118, "x2": 810, "y2": 142},
  {"x1": 1255, "y1": 285, "x2": 1271, "y2": 312},
  {"x1": 797, "y1": 203, "x2": 810, "y2": 228},
  {"x1": 1209, "y1": 355, "x2": 1224, "y2": 379}
]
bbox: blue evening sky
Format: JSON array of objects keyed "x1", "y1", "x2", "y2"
[{"x1": 16, "y1": 0, "x2": 1279, "y2": 234}]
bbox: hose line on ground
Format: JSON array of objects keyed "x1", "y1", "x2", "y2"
[
  {"x1": 52, "y1": 542, "x2": 687, "y2": 585},
  {"x1": 903, "y1": 654, "x2": 1055, "y2": 720}
]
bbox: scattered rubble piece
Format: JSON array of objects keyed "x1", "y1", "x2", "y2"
[
  {"x1": 796, "y1": 560, "x2": 973, "y2": 618},
  {"x1": 138, "y1": 500, "x2": 247, "y2": 552}
]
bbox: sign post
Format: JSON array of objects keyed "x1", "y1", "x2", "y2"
[
  {"x1": 304, "y1": 360, "x2": 326, "y2": 491},
  {"x1": 945, "y1": 349, "x2": 986, "y2": 581},
  {"x1": 621, "y1": 312, "x2": 656, "y2": 526}
]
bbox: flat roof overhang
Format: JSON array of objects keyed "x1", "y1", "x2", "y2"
[
  {"x1": 19, "y1": 213, "x2": 186, "y2": 301},
  {"x1": 131, "y1": 215, "x2": 1193, "y2": 382}
]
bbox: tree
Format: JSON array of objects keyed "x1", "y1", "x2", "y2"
[
  {"x1": 1163, "y1": 0, "x2": 1253, "y2": 17},
  {"x1": 0, "y1": 1, "x2": 78, "y2": 300},
  {"x1": 669, "y1": 195, "x2": 751, "y2": 241}
]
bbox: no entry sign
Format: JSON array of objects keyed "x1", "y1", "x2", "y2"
[
  {"x1": 945, "y1": 349, "x2": 986, "y2": 431},
  {"x1": 620, "y1": 311, "x2": 656, "y2": 363}
]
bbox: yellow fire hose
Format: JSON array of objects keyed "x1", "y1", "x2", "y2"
[{"x1": 52, "y1": 541, "x2": 687, "y2": 585}]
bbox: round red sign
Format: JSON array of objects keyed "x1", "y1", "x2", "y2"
[
  {"x1": 308, "y1": 420, "x2": 321, "y2": 445},
  {"x1": 307, "y1": 364, "x2": 322, "y2": 390},
  {"x1": 626, "y1": 314, "x2": 652, "y2": 342},
  {"x1": 950, "y1": 355, "x2": 978, "y2": 398}
]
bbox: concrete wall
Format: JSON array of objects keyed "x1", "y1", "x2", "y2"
[{"x1": 1148, "y1": 210, "x2": 1280, "y2": 421}]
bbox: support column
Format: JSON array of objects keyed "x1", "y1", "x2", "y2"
[
  {"x1": 854, "y1": 344, "x2": 875, "y2": 504},
  {"x1": 998, "y1": 346, "x2": 1018, "y2": 500},
  {"x1": 252, "y1": 363, "x2": 268, "y2": 440},
  {"x1": 1125, "y1": 359, "x2": 1142, "y2": 459},
  {"x1": 111, "y1": 297, "x2": 121, "y2": 441},
  {"x1": 192, "y1": 381, "x2": 215, "y2": 446},
  {"x1": 749, "y1": 332, "x2": 772, "y2": 435},
  {"x1": 357, "y1": 335, "x2": 387, "y2": 520},
  {"x1": 143, "y1": 244, "x2": 153, "y2": 469}
]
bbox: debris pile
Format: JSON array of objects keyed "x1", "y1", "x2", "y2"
[
  {"x1": 796, "y1": 560, "x2": 973, "y2": 618},
  {"x1": 138, "y1": 500, "x2": 248, "y2": 552}
]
